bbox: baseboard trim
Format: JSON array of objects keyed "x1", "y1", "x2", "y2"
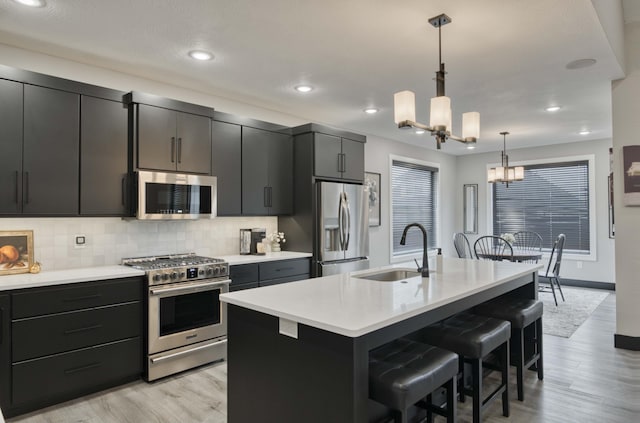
[
  {"x1": 542, "y1": 278, "x2": 615, "y2": 291},
  {"x1": 614, "y1": 334, "x2": 640, "y2": 351}
]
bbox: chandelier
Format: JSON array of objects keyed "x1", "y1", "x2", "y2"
[
  {"x1": 393, "y1": 13, "x2": 480, "y2": 150},
  {"x1": 487, "y1": 131, "x2": 524, "y2": 186}
]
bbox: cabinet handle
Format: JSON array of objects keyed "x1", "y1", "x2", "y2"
[
  {"x1": 64, "y1": 362, "x2": 102, "y2": 375},
  {"x1": 275, "y1": 267, "x2": 294, "y2": 272},
  {"x1": 264, "y1": 187, "x2": 269, "y2": 208},
  {"x1": 62, "y1": 294, "x2": 102, "y2": 302},
  {"x1": 268, "y1": 187, "x2": 273, "y2": 208},
  {"x1": 14, "y1": 171, "x2": 19, "y2": 204},
  {"x1": 64, "y1": 324, "x2": 103, "y2": 335},
  {"x1": 121, "y1": 176, "x2": 126, "y2": 206},
  {"x1": 170, "y1": 137, "x2": 176, "y2": 163},
  {"x1": 341, "y1": 153, "x2": 347, "y2": 173},
  {"x1": 177, "y1": 137, "x2": 182, "y2": 163},
  {"x1": 24, "y1": 171, "x2": 29, "y2": 204}
]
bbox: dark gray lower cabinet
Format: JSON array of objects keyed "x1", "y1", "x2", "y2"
[
  {"x1": 80, "y1": 96, "x2": 129, "y2": 216},
  {"x1": 230, "y1": 258, "x2": 311, "y2": 291},
  {"x1": 0, "y1": 294, "x2": 10, "y2": 412},
  {"x1": 4, "y1": 277, "x2": 143, "y2": 418}
]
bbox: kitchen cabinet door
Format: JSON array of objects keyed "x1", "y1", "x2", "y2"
[
  {"x1": 0, "y1": 79, "x2": 23, "y2": 214},
  {"x1": 267, "y1": 131, "x2": 293, "y2": 215},
  {"x1": 176, "y1": 111, "x2": 211, "y2": 174},
  {"x1": 313, "y1": 132, "x2": 342, "y2": 179},
  {"x1": 0, "y1": 294, "x2": 10, "y2": 411},
  {"x1": 80, "y1": 96, "x2": 129, "y2": 216},
  {"x1": 211, "y1": 121, "x2": 242, "y2": 216},
  {"x1": 137, "y1": 104, "x2": 176, "y2": 171},
  {"x1": 242, "y1": 127, "x2": 271, "y2": 215},
  {"x1": 341, "y1": 137, "x2": 365, "y2": 182},
  {"x1": 23, "y1": 85, "x2": 79, "y2": 215}
]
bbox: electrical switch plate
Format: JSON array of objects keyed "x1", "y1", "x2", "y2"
[
  {"x1": 74, "y1": 235, "x2": 86, "y2": 249},
  {"x1": 279, "y1": 318, "x2": 298, "y2": 339},
  {"x1": 576, "y1": 261, "x2": 583, "y2": 269}
]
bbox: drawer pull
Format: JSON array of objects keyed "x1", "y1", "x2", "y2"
[
  {"x1": 64, "y1": 362, "x2": 102, "y2": 375},
  {"x1": 64, "y1": 324, "x2": 103, "y2": 335},
  {"x1": 150, "y1": 338, "x2": 227, "y2": 364},
  {"x1": 276, "y1": 267, "x2": 294, "y2": 272},
  {"x1": 62, "y1": 294, "x2": 102, "y2": 302}
]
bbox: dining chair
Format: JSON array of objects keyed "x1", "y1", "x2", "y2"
[
  {"x1": 513, "y1": 231, "x2": 543, "y2": 263},
  {"x1": 539, "y1": 233, "x2": 566, "y2": 306},
  {"x1": 474, "y1": 235, "x2": 513, "y2": 261},
  {"x1": 453, "y1": 232, "x2": 473, "y2": 259}
]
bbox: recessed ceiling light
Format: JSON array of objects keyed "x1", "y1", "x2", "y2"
[
  {"x1": 466, "y1": 145, "x2": 476, "y2": 150},
  {"x1": 364, "y1": 108, "x2": 379, "y2": 114},
  {"x1": 545, "y1": 106, "x2": 561, "y2": 112},
  {"x1": 12, "y1": 0, "x2": 46, "y2": 7},
  {"x1": 188, "y1": 50, "x2": 214, "y2": 61},
  {"x1": 294, "y1": 85, "x2": 314, "y2": 93},
  {"x1": 579, "y1": 130, "x2": 591, "y2": 135},
  {"x1": 415, "y1": 129, "x2": 426, "y2": 135},
  {"x1": 566, "y1": 59, "x2": 597, "y2": 70}
]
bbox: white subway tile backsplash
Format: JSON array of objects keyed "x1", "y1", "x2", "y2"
[{"x1": 1, "y1": 216, "x2": 278, "y2": 270}]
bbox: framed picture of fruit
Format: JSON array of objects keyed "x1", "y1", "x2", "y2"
[{"x1": 0, "y1": 230, "x2": 34, "y2": 275}]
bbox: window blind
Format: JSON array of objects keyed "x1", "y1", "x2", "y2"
[
  {"x1": 391, "y1": 160, "x2": 438, "y2": 256},
  {"x1": 492, "y1": 160, "x2": 590, "y2": 253}
]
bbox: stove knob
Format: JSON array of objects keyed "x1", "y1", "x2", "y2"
[
  {"x1": 170, "y1": 271, "x2": 179, "y2": 280},
  {"x1": 161, "y1": 273, "x2": 169, "y2": 281},
  {"x1": 198, "y1": 268, "x2": 205, "y2": 276},
  {"x1": 206, "y1": 267, "x2": 214, "y2": 276},
  {"x1": 152, "y1": 274, "x2": 161, "y2": 282},
  {"x1": 180, "y1": 271, "x2": 186, "y2": 279}
]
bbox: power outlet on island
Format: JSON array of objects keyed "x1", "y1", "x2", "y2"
[{"x1": 576, "y1": 261, "x2": 583, "y2": 269}]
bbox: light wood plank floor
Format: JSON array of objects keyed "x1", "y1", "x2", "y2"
[{"x1": 8, "y1": 292, "x2": 640, "y2": 423}]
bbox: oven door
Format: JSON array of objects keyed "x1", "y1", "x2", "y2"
[{"x1": 148, "y1": 278, "x2": 229, "y2": 355}]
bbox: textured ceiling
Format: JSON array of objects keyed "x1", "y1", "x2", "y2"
[{"x1": 0, "y1": 0, "x2": 628, "y2": 154}]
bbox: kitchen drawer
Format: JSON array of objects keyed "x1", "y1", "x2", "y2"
[
  {"x1": 12, "y1": 337, "x2": 141, "y2": 407},
  {"x1": 230, "y1": 263, "x2": 259, "y2": 286},
  {"x1": 229, "y1": 281, "x2": 260, "y2": 292},
  {"x1": 259, "y1": 274, "x2": 310, "y2": 287},
  {"x1": 12, "y1": 277, "x2": 143, "y2": 318},
  {"x1": 259, "y1": 258, "x2": 310, "y2": 281},
  {"x1": 13, "y1": 302, "x2": 142, "y2": 362}
]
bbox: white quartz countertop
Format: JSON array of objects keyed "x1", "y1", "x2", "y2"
[
  {"x1": 220, "y1": 251, "x2": 312, "y2": 266},
  {"x1": 0, "y1": 265, "x2": 145, "y2": 291},
  {"x1": 220, "y1": 257, "x2": 542, "y2": 338}
]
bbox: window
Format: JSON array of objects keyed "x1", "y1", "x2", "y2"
[
  {"x1": 390, "y1": 157, "x2": 438, "y2": 258},
  {"x1": 492, "y1": 159, "x2": 591, "y2": 254}
]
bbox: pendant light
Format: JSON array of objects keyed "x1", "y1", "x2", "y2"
[{"x1": 487, "y1": 132, "x2": 524, "y2": 187}]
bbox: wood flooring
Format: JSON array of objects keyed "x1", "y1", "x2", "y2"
[{"x1": 8, "y1": 292, "x2": 640, "y2": 423}]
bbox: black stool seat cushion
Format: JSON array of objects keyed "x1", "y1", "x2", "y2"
[
  {"x1": 417, "y1": 312, "x2": 511, "y2": 358},
  {"x1": 474, "y1": 298, "x2": 543, "y2": 329},
  {"x1": 369, "y1": 338, "x2": 458, "y2": 411}
]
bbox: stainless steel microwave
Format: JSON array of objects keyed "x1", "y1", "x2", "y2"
[{"x1": 136, "y1": 171, "x2": 217, "y2": 220}]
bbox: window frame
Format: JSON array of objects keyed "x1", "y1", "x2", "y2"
[
  {"x1": 486, "y1": 154, "x2": 596, "y2": 261},
  {"x1": 388, "y1": 154, "x2": 441, "y2": 263}
]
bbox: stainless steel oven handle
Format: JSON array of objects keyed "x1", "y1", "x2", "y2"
[
  {"x1": 149, "y1": 280, "x2": 230, "y2": 296},
  {"x1": 150, "y1": 338, "x2": 227, "y2": 364}
]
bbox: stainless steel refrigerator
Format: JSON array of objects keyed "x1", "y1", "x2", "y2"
[{"x1": 316, "y1": 181, "x2": 369, "y2": 276}]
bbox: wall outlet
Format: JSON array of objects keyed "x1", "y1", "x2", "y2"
[
  {"x1": 74, "y1": 235, "x2": 87, "y2": 249},
  {"x1": 576, "y1": 261, "x2": 583, "y2": 269}
]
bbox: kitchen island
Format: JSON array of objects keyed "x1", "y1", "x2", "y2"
[{"x1": 220, "y1": 257, "x2": 542, "y2": 423}]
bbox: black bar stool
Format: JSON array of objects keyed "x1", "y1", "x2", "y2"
[
  {"x1": 473, "y1": 297, "x2": 544, "y2": 401},
  {"x1": 414, "y1": 312, "x2": 511, "y2": 423},
  {"x1": 369, "y1": 338, "x2": 458, "y2": 423}
]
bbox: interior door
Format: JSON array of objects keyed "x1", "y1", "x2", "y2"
[
  {"x1": 318, "y1": 181, "x2": 345, "y2": 262},
  {"x1": 343, "y1": 183, "x2": 369, "y2": 260}
]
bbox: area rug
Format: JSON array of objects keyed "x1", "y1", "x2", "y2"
[{"x1": 540, "y1": 286, "x2": 610, "y2": 338}]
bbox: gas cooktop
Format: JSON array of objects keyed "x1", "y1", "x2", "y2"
[{"x1": 122, "y1": 253, "x2": 229, "y2": 284}]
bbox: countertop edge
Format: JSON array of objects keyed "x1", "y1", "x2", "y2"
[
  {"x1": 0, "y1": 266, "x2": 146, "y2": 291},
  {"x1": 220, "y1": 252, "x2": 312, "y2": 266}
]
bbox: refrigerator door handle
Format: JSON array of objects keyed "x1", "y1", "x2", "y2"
[
  {"x1": 338, "y1": 192, "x2": 345, "y2": 250},
  {"x1": 344, "y1": 192, "x2": 351, "y2": 250}
]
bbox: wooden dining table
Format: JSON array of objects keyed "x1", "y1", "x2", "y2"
[{"x1": 476, "y1": 248, "x2": 542, "y2": 263}]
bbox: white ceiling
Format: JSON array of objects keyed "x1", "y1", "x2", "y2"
[{"x1": 0, "y1": 0, "x2": 631, "y2": 154}]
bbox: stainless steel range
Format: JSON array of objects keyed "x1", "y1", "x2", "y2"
[{"x1": 122, "y1": 253, "x2": 230, "y2": 381}]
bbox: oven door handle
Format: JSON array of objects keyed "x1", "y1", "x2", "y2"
[
  {"x1": 149, "y1": 280, "x2": 230, "y2": 296},
  {"x1": 150, "y1": 338, "x2": 228, "y2": 364}
]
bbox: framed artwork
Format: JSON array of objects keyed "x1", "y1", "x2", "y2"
[
  {"x1": 364, "y1": 172, "x2": 381, "y2": 227},
  {"x1": 623, "y1": 145, "x2": 640, "y2": 206},
  {"x1": 0, "y1": 230, "x2": 34, "y2": 275}
]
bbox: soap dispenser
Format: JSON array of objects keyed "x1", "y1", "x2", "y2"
[{"x1": 436, "y1": 248, "x2": 443, "y2": 273}]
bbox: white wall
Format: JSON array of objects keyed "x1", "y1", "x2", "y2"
[
  {"x1": 456, "y1": 138, "x2": 615, "y2": 283},
  {"x1": 612, "y1": 21, "x2": 640, "y2": 337},
  {"x1": 364, "y1": 136, "x2": 458, "y2": 268}
]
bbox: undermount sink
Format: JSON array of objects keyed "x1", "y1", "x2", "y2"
[{"x1": 355, "y1": 269, "x2": 423, "y2": 282}]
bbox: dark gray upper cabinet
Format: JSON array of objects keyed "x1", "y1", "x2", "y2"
[
  {"x1": 22, "y1": 85, "x2": 79, "y2": 215},
  {"x1": 0, "y1": 79, "x2": 23, "y2": 214},
  {"x1": 211, "y1": 120, "x2": 242, "y2": 216},
  {"x1": 80, "y1": 96, "x2": 129, "y2": 216},
  {"x1": 137, "y1": 104, "x2": 211, "y2": 174},
  {"x1": 313, "y1": 132, "x2": 364, "y2": 182},
  {"x1": 241, "y1": 127, "x2": 292, "y2": 215}
]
